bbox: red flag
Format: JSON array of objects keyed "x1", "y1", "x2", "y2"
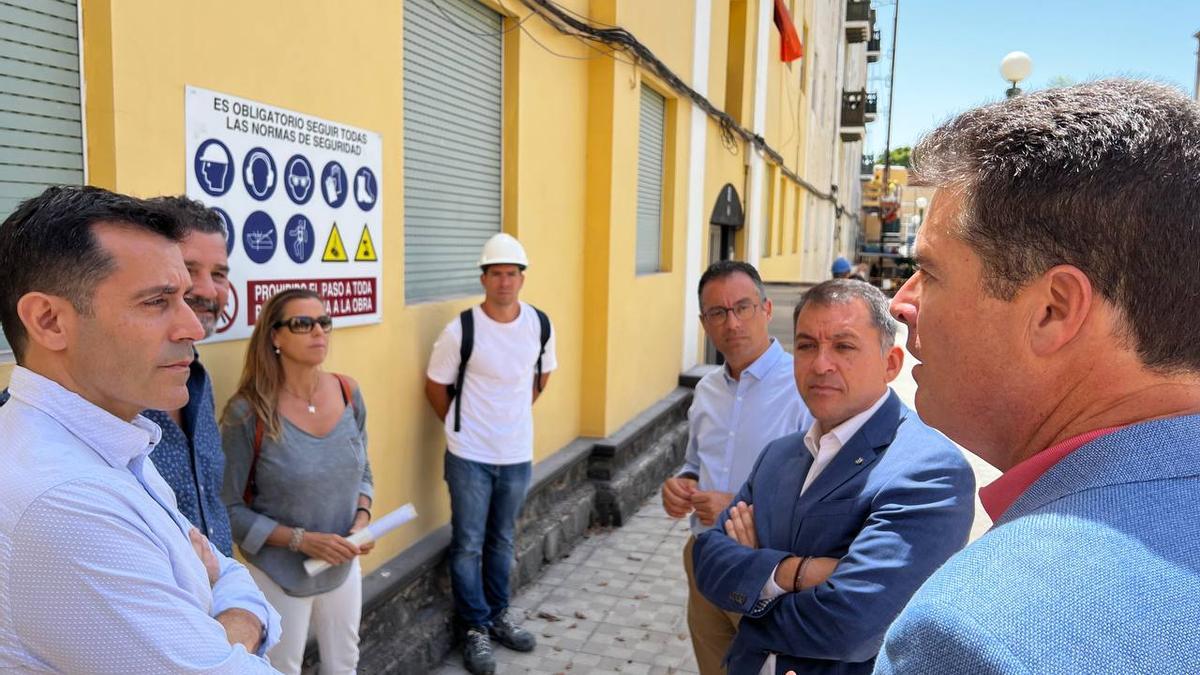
[{"x1": 773, "y1": 0, "x2": 804, "y2": 63}]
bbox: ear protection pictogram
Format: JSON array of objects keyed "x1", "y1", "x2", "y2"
[{"x1": 244, "y1": 150, "x2": 276, "y2": 196}]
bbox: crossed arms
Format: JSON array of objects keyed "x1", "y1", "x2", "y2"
[
  {"x1": 8, "y1": 483, "x2": 281, "y2": 673},
  {"x1": 692, "y1": 450, "x2": 975, "y2": 663}
]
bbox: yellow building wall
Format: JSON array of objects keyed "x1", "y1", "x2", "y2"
[
  {"x1": 754, "y1": 0, "x2": 810, "y2": 282},
  {"x1": 697, "y1": 0, "x2": 750, "y2": 277},
  {"x1": 723, "y1": 0, "x2": 754, "y2": 127},
  {"x1": 580, "y1": 0, "x2": 694, "y2": 435}
]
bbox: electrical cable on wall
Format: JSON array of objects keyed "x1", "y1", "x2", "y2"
[{"x1": 512, "y1": 0, "x2": 861, "y2": 227}]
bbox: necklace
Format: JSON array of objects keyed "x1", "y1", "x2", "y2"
[{"x1": 282, "y1": 380, "x2": 319, "y2": 414}]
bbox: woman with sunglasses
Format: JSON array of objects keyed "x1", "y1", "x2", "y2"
[{"x1": 221, "y1": 288, "x2": 373, "y2": 674}]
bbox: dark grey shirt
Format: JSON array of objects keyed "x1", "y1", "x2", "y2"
[{"x1": 221, "y1": 389, "x2": 373, "y2": 596}]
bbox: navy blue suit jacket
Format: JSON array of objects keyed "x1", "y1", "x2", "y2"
[{"x1": 693, "y1": 390, "x2": 976, "y2": 675}]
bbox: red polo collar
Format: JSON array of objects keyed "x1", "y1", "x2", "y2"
[{"x1": 979, "y1": 426, "x2": 1125, "y2": 521}]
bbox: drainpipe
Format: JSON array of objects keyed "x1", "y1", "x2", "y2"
[
  {"x1": 682, "y1": 0, "x2": 712, "y2": 370},
  {"x1": 745, "y1": 0, "x2": 773, "y2": 266}
]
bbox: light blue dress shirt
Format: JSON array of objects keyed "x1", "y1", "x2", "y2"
[
  {"x1": 680, "y1": 339, "x2": 812, "y2": 536},
  {"x1": 0, "y1": 366, "x2": 281, "y2": 673}
]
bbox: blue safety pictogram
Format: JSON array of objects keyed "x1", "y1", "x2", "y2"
[
  {"x1": 242, "y1": 147, "x2": 278, "y2": 201},
  {"x1": 194, "y1": 139, "x2": 234, "y2": 197},
  {"x1": 242, "y1": 211, "x2": 277, "y2": 264}
]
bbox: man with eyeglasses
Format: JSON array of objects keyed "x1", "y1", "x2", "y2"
[{"x1": 661, "y1": 260, "x2": 812, "y2": 674}]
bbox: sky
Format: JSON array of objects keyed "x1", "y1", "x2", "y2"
[{"x1": 865, "y1": 0, "x2": 1200, "y2": 158}]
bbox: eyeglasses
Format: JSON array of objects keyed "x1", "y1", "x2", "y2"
[
  {"x1": 700, "y1": 301, "x2": 760, "y2": 326},
  {"x1": 273, "y1": 315, "x2": 333, "y2": 334}
]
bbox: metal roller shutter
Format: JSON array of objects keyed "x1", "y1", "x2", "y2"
[
  {"x1": 0, "y1": 0, "x2": 83, "y2": 356},
  {"x1": 636, "y1": 85, "x2": 665, "y2": 274},
  {"x1": 403, "y1": 0, "x2": 502, "y2": 303}
]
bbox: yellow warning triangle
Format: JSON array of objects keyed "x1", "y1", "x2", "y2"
[
  {"x1": 355, "y1": 225, "x2": 377, "y2": 262},
  {"x1": 323, "y1": 222, "x2": 348, "y2": 262}
]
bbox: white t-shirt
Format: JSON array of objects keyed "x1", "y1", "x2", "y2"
[{"x1": 427, "y1": 302, "x2": 557, "y2": 465}]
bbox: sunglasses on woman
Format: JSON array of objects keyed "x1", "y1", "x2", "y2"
[{"x1": 273, "y1": 315, "x2": 334, "y2": 334}]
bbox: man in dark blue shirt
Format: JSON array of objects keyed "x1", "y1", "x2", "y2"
[{"x1": 141, "y1": 196, "x2": 235, "y2": 556}]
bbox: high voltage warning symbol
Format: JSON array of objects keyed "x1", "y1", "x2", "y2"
[
  {"x1": 322, "y1": 223, "x2": 348, "y2": 262},
  {"x1": 355, "y1": 225, "x2": 377, "y2": 261}
]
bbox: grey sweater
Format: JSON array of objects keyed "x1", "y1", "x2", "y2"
[{"x1": 221, "y1": 389, "x2": 373, "y2": 596}]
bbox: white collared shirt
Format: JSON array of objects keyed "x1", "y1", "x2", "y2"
[
  {"x1": 680, "y1": 339, "x2": 813, "y2": 536},
  {"x1": 0, "y1": 367, "x2": 281, "y2": 672},
  {"x1": 757, "y1": 390, "x2": 891, "y2": 675},
  {"x1": 800, "y1": 390, "x2": 892, "y2": 494}
]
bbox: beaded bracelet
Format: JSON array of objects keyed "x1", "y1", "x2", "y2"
[
  {"x1": 794, "y1": 556, "x2": 813, "y2": 591},
  {"x1": 288, "y1": 527, "x2": 306, "y2": 552},
  {"x1": 792, "y1": 557, "x2": 811, "y2": 588}
]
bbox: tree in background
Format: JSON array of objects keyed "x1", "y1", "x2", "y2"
[{"x1": 876, "y1": 146, "x2": 911, "y2": 167}]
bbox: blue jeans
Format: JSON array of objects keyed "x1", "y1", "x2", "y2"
[{"x1": 444, "y1": 451, "x2": 532, "y2": 628}]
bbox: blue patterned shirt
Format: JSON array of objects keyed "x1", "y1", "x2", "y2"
[
  {"x1": 0, "y1": 366, "x2": 281, "y2": 672},
  {"x1": 144, "y1": 357, "x2": 234, "y2": 556}
]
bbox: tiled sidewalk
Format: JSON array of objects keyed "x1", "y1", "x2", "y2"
[{"x1": 433, "y1": 493, "x2": 700, "y2": 674}]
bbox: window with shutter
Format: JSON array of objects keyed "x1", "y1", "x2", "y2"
[
  {"x1": 402, "y1": 0, "x2": 503, "y2": 303},
  {"x1": 0, "y1": 0, "x2": 84, "y2": 357},
  {"x1": 636, "y1": 85, "x2": 665, "y2": 275}
]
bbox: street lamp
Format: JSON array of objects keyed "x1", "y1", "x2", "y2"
[{"x1": 1000, "y1": 51, "x2": 1033, "y2": 98}]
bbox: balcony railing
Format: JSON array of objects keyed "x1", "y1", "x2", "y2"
[
  {"x1": 847, "y1": 0, "x2": 870, "y2": 23},
  {"x1": 846, "y1": 0, "x2": 870, "y2": 42},
  {"x1": 864, "y1": 92, "x2": 878, "y2": 122},
  {"x1": 860, "y1": 157, "x2": 876, "y2": 179},
  {"x1": 867, "y1": 30, "x2": 881, "y2": 62},
  {"x1": 841, "y1": 90, "x2": 866, "y2": 141}
]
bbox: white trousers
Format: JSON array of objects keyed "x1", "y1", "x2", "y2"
[{"x1": 247, "y1": 559, "x2": 362, "y2": 675}]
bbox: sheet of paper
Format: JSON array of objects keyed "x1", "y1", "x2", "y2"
[{"x1": 303, "y1": 503, "x2": 418, "y2": 577}]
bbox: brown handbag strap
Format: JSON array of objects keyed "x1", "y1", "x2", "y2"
[
  {"x1": 334, "y1": 373, "x2": 353, "y2": 408},
  {"x1": 243, "y1": 416, "x2": 265, "y2": 505}
]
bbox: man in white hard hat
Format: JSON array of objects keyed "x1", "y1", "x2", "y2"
[{"x1": 424, "y1": 232, "x2": 556, "y2": 675}]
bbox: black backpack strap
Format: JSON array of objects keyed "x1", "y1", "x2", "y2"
[
  {"x1": 452, "y1": 308, "x2": 474, "y2": 432},
  {"x1": 534, "y1": 306, "x2": 550, "y2": 393}
]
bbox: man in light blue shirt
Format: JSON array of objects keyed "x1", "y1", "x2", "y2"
[
  {"x1": 0, "y1": 186, "x2": 280, "y2": 672},
  {"x1": 662, "y1": 260, "x2": 812, "y2": 674}
]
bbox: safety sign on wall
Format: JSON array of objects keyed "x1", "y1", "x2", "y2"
[{"x1": 185, "y1": 86, "x2": 383, "y2": 342}]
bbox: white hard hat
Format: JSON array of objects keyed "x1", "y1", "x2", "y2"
[
  {"x1": 478, "y1": 232, "x2": 529, "y2": 269},
  {"x1": 200, "y1": 143, "x2": 229, "y2": 164}
]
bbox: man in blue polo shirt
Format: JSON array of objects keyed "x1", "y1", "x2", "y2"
[{"x1": 142, "y1": 196, "x2": 235, "y2": 556}]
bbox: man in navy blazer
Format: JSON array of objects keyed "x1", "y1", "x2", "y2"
[
  {"x1": 693, "y1": 280, "x2": 975, "y2": 674},
  {"x1": 875, "y1": 80, "x2": 1200, "y2": 673}
]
